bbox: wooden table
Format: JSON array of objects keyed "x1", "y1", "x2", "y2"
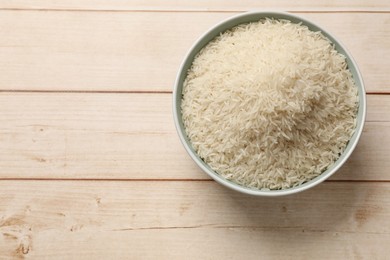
[{"x1": 0, "y1": 1, "x2": 389, "y2": 259}]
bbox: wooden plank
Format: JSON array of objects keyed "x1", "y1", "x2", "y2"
[
  {"x1": 23, "y1": 230, "x2": 390, "y2": 259},
  {"x1": 1, "y1": 0, "x2": 389, "y2": 11},
  {"x1": 367, "y1": 94, "x2": 390, "y2": 122},
  {"x1": 0, "y1": 92, "x2": 202, "y2": 179},
  {"x1": 0, "y1": 92, "x2": 388, "y2": 181},
  {"x1": 0, "y1": 11, "x2": 388, "y2": 92},
  {"x1": 0, "y1": 181, "x2": 389, "y2": 258}
]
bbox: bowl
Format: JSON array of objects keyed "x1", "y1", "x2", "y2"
[{"x1": 173, "y1": 11, "x2": 366, "y2": 196}]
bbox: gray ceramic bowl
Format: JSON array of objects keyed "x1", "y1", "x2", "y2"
[{"x1": 173, "y1": 11, "x2": 366, "y2": 196}]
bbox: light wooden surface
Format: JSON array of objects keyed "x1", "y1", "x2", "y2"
[{"x1": 0, "y1": 1, "x2": 389, "y2": 259}]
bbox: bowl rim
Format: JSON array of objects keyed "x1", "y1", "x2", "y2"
[{"x1": 173, "y1": 11, "x2": 367, "y2": 196}]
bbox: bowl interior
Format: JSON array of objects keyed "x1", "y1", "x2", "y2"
[{"x1": 173, "y1": 11, "x2": 366, "y2": 196}]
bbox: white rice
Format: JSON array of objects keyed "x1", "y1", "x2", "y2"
[{"x1": 181, "y1": 18, "x2": 358, "y2": 190}]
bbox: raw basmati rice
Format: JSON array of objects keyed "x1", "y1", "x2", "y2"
[{"x1": 181, "y1": 18, "x2": 358, "y2": 190}]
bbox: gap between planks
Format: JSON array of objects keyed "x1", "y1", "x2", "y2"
[
  {"x1": 0, "y1": 178, "x2": 389, "y2": 183},
  {"x1": 0, "y1": 90, "x2": 172, "y2": 94},
  {"x1": 0, "y1": 8, "x2": 389, "y2": 13},
  {"x1": 0, "y1": 90, "x2": 389, "y2": 95}
]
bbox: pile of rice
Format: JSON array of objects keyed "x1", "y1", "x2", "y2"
[{"x1": 181, "y1": 18, "x2": 358, "y2": 190}]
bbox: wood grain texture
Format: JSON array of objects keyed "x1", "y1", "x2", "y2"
[
  {"x1": 1, "y1": 0, "x2": 389, "y2": 11},
  {"x1": 0, "y1": 93, "x2": 387, "y2": 180},
  {"x1": 0, "y1": 11, "x2": 388, "y2": 92},
  {"x1": 0, "y1": 181, "x2": 389, "y2": 259}
]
